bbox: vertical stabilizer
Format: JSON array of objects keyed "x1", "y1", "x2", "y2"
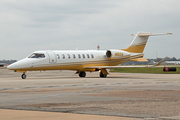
[{"x1": 121, "y1": 32, "x2": 172, "y2": 53}]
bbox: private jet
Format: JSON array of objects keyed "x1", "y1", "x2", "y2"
[{"x1": 7, "y1": 32, "x2": 172, "y2": 79}]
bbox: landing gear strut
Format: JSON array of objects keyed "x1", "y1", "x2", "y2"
[
  {"x1": 21, "y1": 73, "x2": 26, "y2": 79},
  {"x1": 79, "y1": 71, "x2": 86, "y2": 77},
  {"x1": 99, "y1": 72, "x2": 107, "y2": 78}
]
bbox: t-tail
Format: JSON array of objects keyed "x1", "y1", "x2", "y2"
[{"x1": 122, "y1": 32, "x2": 172, "y2": 53}]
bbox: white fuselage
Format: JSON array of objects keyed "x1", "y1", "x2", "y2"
[{"x1": 7, "y1": 49, "x2": 142, "y2": 72}]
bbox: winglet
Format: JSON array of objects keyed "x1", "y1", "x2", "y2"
[
  {"x1": 154, "y1": 61, "x2": 163, "y2": 66},
  {"x1": 154, "y1": 57, "x2": 167, "y2": 66}
]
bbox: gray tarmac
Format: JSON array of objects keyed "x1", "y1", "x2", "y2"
[{"x1": 0, "y1": 68, "x2": 180, "y2": 119}]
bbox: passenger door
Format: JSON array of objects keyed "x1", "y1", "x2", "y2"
[{"x1": 47, "y1": 51, "x2": 57, "y2": 63}]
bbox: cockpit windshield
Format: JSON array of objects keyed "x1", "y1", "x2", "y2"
[{"x1": 28, "y1": 53, "x2": 45, "y2": 58}]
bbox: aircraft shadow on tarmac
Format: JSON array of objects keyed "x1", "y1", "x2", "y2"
[{"x1": 25, "y1": 74, "x2": 151, "y2": 80}]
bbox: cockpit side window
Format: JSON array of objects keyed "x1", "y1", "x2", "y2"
[{"x1": 28, "y1": 53, "x2": 45, "y2": 58}]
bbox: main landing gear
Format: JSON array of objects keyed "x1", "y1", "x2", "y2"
[
  {"x1": 79, "y1": 71, "x2": 86, "y2": 77},
  {"x1": 99, "y1": 72, "x2": 107, "y2": 78},
  {"x1": 99, "y1": 68, "x2": 108, "y2": 78},
  {"x1": 77, "y1": 70, "x2": 107, "y2": 78},
  {"x1": 21, "y1": 73, "x2": 27, "y2": 79}
]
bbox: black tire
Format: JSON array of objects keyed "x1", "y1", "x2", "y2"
[
  {"x1": 79, "y1": 71, "x2": 86, "y2": 77},
  {"x1": 21, "y1": 73, "x2": 26, "y2": 79},
  {"x1": 99, "y1": 72, "x2": 107, "y2": 78}
]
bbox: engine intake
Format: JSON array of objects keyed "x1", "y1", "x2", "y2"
[{"x1": 106, "y1": 50, "x2": 112, "y2": 58}]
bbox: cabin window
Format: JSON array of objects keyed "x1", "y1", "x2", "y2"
[
  {"x1": 73, "y1": 54, "x2": 76, "y2": 59},
  {"x1": 57, "y1": 54, "x2": 60, "y2": 59},
  {"x1": 91, "y1": 54, "x2": 94, "y2": 58},
  {"x1": 28, "y1": 53, "x2": 45, "y2": 58},
  {"x1": 67, "y1": 54, "x2": 70, "y2": 59},
  {"x1": 87, "y1": 54, "x2": 90, "y2": 58},
  {"x1": 82, "y1": 54, "x2": 85, "y2": 58},
  {"x1": 78, "y1": 54, "x2": 81, "y2": 58},
  {"x1": 62, "y1": 54, "x2": 65, "y2": 59}
]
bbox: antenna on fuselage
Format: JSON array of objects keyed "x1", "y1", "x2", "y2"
[{"x1": 97, "y1": 45, "x2": 100, "y2": 50}]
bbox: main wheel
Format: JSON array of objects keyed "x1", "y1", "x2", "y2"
[
  {"x1": 21, "y1": 73, "x2": 27, "y2": 79},
  {"x1": 79, "y1": 71, "x2": 86, "y2": 77},
  {"x1": 99, "y1": 72, "x2": 107, "y2": 78}
]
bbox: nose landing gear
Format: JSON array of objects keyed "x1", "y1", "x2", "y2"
[{"x1": 21, "y1": 73, "x2": 27, "y2": 79}]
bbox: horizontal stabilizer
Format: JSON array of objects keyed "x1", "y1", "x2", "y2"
[{"x1": 131, "y1": 33, "x2": 172, "y2": 37}]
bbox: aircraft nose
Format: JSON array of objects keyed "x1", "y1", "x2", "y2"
[
  {"x1": 7, "y1": 58, "x2": 33, "y2": 70},
  {"x1": 7, "y1": 63, "x2": 17, "y2": 70},
  {"x1": 7, "y1": 65, "x2": 11, "y2": 69},
  {"x1": 7, "y1": 59, "x2": 24, "y2": 70}
]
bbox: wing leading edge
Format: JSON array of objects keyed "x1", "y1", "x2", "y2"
[{"x1": 85, "y1": 59, "x2": 165, "y2": 69}]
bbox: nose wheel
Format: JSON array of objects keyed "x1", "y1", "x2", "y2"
[{"x1": 21, "y1": 73, "x2": 27, "y2": 79}]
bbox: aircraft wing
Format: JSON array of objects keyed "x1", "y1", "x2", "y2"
[
  {"x1": 85, "y1": 65, "x2": 157, "y2": 69},
  {"x1": 85, "y1": 60, "x2": 164, "y2": 69}
]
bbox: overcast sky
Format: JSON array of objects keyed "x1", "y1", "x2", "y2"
[{"x1": 0, "y1": 0, "x2": 180, "y2": 60}]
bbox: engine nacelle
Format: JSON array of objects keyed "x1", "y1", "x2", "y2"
[{"x1": 106, "y1": 50, "x2": 131, "y2": 60}]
